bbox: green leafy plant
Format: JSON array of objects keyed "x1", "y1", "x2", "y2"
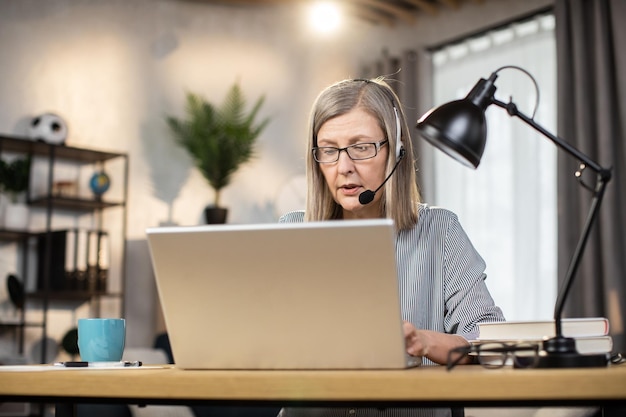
[
  {"x1": 166, "y1": 83, "x2": 270, "y2": 207},
  {"x1": 0, "y1": 157, "x2": 31, "y2": 203}
]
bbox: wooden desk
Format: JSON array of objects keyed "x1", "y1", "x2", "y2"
[{"x1": 1, "y1": 364, "x2": 625, "y2": 408}]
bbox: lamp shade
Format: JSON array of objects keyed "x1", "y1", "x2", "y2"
[
  {"x1": 416, "y1": 99, "x2": 488, "y2": 168},
  {"x1": 416, "y1": 75, "x2": 499, "y2": 169}
]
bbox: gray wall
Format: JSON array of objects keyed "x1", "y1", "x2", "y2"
[{"x1": 0, "y1": 0, "x2": 551, "y2": 355}]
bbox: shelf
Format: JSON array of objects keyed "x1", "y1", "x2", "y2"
[
  {"x1": 0, "y1": 134, "x2": 128, "y2": 362},
  {"x1": 0, "y1": 135, "x2": 124, "y2": 163},
  {"x1": 0, "y1": 228, "x2": 112, "y2": 240},
  {"x1": 26, "y1": 291, "x2": 123, "y2": 302},
  {"x1": 0, "y1": 320, "x2": 43, "y2": 328},
  {"x1": 29, "y1": 196, "x2": 124, "y2": 212},
  {"x1": 0, "y1": 229, "x2": 33, "y2": 241}
]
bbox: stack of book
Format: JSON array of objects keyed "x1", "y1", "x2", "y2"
[{"x1": 472, "y1": 317, "x2": 612, "y2": 354}]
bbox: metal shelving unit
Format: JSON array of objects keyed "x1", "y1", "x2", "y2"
[{"x1": 0, "y1": 135, "x2": 128, "y2": 363}]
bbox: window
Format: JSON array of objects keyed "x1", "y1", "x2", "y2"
[{"x1": 428, "y1": 14, "x2": 557, "y2": 320}]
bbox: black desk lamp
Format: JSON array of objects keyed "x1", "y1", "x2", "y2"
[{"x1": 416, "y1": 66, "x2": 612, "y2": 368}]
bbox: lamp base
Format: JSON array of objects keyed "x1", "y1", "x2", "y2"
[
  {"x1": 535, "y1": 351, "x2": 609, "y2": 368},
  {"x1": 536, "y1": 336, "x2": 609, "y2": 368}
]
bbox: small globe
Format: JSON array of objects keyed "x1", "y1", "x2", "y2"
[{"x1": 89, "y1": 171, "x2": 110, "y2": 196}]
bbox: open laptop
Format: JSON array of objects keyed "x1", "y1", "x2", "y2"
[{"x1": 146, "y1": 219, "x2": 421, "y2": 370}]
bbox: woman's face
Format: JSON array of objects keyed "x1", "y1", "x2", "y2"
[{"x1": 317, "y1": 107, "x2": 389, "y2": 219}]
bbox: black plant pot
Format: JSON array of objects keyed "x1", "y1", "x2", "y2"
[{"x1": 204, "y1": 206, "x2": 228, "y2": 224}]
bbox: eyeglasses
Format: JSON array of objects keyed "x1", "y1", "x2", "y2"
[
  {"x1": 312, "y1": 140, "x2": 388, "y2": 163},
  {"x1": 446, "y1": 342, "x2": 540, "y2": 371}
]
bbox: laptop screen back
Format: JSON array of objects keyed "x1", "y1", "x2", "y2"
[{"x1": 146, "y1": 219, "x2": 417, "y2": 369}]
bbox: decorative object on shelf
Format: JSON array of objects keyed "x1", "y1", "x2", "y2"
[
  {"x1": 89, "y1": 169, "x2": 111, "y2": 199},
  {"x1": 27, "y1": 112, "x2": 68, "y2": 145},
  {"x1": 0, "y1": 157, "x2": 30, "y2": 203},
  {"x1": 6, "y1": 274, "x2": 25, "y2": 310},
  {"x1": 61, "y1": 327, "x2": 79, "y2": 359},
  {"x1": 166, "y1": 82, "x2": 270, "y2": 224},
  {"x1": 52, "y1": 180, "x2": 78, "y2": 197},
  {"x1": 0, "y1": 156, "x2": 31, "y2": 229}
]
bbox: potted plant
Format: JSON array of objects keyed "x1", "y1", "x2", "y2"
[
  {"x1": 166, "y1": 82, "x2": 270, "y2": 224},
  {"x1": 0, "y1": 156, "x2": 31, "y2": 228}
]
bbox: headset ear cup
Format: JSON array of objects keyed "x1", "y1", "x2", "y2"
[{"x1": 393, "y1": 107, "x2": 403, "y2": 160}]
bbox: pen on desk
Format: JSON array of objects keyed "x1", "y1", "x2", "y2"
[{"x1": 54, "y1": 361, "x2": 142, "y2": 368}]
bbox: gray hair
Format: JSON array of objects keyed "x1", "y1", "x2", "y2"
[{"x1": 304, "y1": 77, "x2": 420, "y2": 230}]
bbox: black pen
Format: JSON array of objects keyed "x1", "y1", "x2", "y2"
[{"x1": 54, "y1": 361, "x2": 142, "y2": 368}]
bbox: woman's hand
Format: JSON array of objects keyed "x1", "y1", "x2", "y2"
[
  {"x1": 402, "y1": 321, "x2": 470, "y2": 365},
  {"x1": 403, "y1": 321, "x2": 430, "y2": 357}
]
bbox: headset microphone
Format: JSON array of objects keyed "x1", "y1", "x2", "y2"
[
  {"x1": 359, "y1": 105, "x2": 405, "y2": 205},
  {"x1": 358, "y1": 148, "x2": 405, "y2": 205}
]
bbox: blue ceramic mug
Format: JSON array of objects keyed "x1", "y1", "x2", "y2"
[{"x1": 77, "y1": 318, "x2": 126, "y2": 362}]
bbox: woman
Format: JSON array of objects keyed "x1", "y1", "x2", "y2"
[{"x1": 278, "y1": 78, "x2": 504, "y2": 417}]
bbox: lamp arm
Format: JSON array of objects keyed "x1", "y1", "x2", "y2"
[
  {"x1": 491, "y1": 98, "x2": 612, "y2": 336},
  {"x1": 553, "y1": 178, "x2": 608, "y2": 331},
  {"x1": 492, "y1": 99, "x2": 610, "y2": 176}
]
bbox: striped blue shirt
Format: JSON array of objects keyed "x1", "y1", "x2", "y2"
[{"x1": 278, "y1": 204, "x2": 505, "y2": 417}]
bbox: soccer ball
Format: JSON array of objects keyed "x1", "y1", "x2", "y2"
[{"x1": 28, "y1": 113, "x2": 68, "y2": 145}]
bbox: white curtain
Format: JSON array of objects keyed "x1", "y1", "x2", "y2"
[{"x1": 429, "y1": 14, "x2": 557, "y2": 321}]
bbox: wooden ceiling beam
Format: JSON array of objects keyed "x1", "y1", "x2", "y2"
[
  {"x1": 344, "y1": 0, "x2": 417, "y2": 25},
  {"x1": 185, "y1": 0, "x2": 477, "y2": 27},
  {"x1": 436, "y1": 0, "x2": 461, "y2": 9},
  {"x1": 198, "y1": 0, "x2": 278, "y2": 4},
  {"x1": 401, "y1": 0, "x2": 439, "y2": 15},
  {"x1": 343, "y1": 4, "x2": 395, "y2": 27}
]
